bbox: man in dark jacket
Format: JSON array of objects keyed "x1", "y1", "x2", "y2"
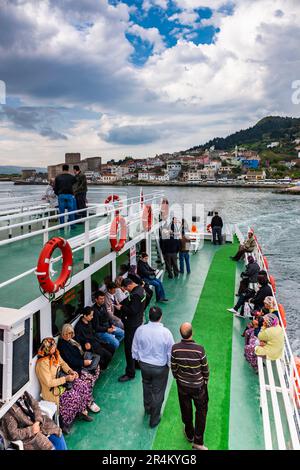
[
  {"x1": 137, "y1": 253, "x2": 168, "y2": 302},
  {"x1": 54, "y1": 164, "x2": 76, "y2": 226},
  {"x1": 228, "y1": 271, "x2": 272, "y2": 317},
  {"x1": 75, "y1": 306, "x2": 113, "y2": 369},
  {"x1": 73, "y1": 165, "x2": 87, "y2": 219},
  {"x1": 211, "y1": 212, "x2": 223, "y2": 245},
  {"x1": 92, "y1": 291, "x2": 124, "y2": 350},
  {"x1": 238, "y1": 255, "x2": 260, "y2": 294},
  {"x1": 171, "y1": 323, "x2": 209, "y2": 451},
  {"x1": 163, "y1": 230, "x2": 180, "y2": 279},
  {"x1": 118, "y1": 278, "x2": 146, "y2": 382}
]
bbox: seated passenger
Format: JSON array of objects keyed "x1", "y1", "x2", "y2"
[
  {"x1": 115, "y1": 276, "x2": 129, "y2": 303},
  {"x1": 119, "y1": 263, "x2": 129, "y2": 279},
  {"x1": 228, "y1": 271, "x2": 272, "y2": 317},
  {"x1": 99, "y1": 275, "x2": 112, "y2": 294},
  {"x1": 137, "y1": 252, "x2": 168, "y2": 302},
  {"x1": 105, "y1": 282, "x2": 124, "y2": 329},
  {"x1": 35, "y1": 337, "x2": 93, "y2": 434},
  {"x1": 1, "y1": 391, "x2": 67, "y2": 450},
  {"x1": 74, "y1": 306, "x2": 113, "y2": 369},
  {"x1": 230, "y1": 230, "x2": 256, "y2": 261},
  {"x1": 255, "y1": 313, "x2": 284, "y2": 361},
  {"x1": 92, "y1": 291, "x2": 124, "y2": 350},
  {"x1": 57, "y1": 324, "x2": 101, "y2": 413},
  {"x1": 238, "y1": 255, "x2": 260, "y2": 294}
]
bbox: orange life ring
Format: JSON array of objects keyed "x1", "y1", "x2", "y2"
[
  {"x1": 36, "y1": 237, "x2": 73, "y2": 293},
  {"x1": 278, "y1": 304, "x2": 287, "y2": 329},
  {"x1": 191, "y1": 224, "x2": 198, "y2": 233},
  {"x1": 160, "y1": 198, "x2": 169, "y2": 221},
  {"x1": 206, "y1": 224, "x2": 212, "y2": 233},
  {"x1": 294, "y1": 357, "x2": 300, "y2": 406},
  {"x1": 109, "y1": 215, "x2": 127, "y2": 252},
  {"x1": 263, "y1": 256, "x2": 269, "y2": 270},
  {"x1": 142, "y1": 204, "x2": 153, "y2": 231},
  {"x1": 269, "y1": 275, "x2": 276, "y2": 293},
  {"x1": 105, "y1": 194, "x2": 120, "y2": 205}
]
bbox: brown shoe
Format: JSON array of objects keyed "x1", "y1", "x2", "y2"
[{"x1": 192, "y1": 443, "x2": 208, "y2": 450}]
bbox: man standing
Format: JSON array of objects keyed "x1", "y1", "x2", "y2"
[
  {"x1": 132, "y1": 306, "x2": 174, "y2": 428},
  {"x1": 163, "y1": 230, "x2": 180, "y2": 279},
  {"x1": 118, "y1": 278, "x2": 146, "y2": 382},
  {"x1": 54, "y1": 164, "x2": 76, "y2": 227},
  {"x1": 92, "y1": 291, "x2": 124, "y2": 350},
  {"x1": 211, "y1": 211, "x2": 223, "y2": 245},
  {"x1": 171, "y1": 323, "x2": 209, "y2": 450},
  {"x1": 73, "y1": 165, "x2": 87, "y2": 219}
]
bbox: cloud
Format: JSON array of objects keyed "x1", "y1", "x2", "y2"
[
  {"x1": 103, "y1": 125, "x2": 161, "y2": 145},
  {"x1": 127, "y1": 23, "x2": 165, "y2": 53}
]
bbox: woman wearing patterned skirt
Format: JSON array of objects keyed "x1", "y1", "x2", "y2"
[{"x1": 36, "y1": 337, "x2": 93, "y2": 434}]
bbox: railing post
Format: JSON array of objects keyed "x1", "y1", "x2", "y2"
[
  {"x1": 43, "y1": 219, "x2": 49, "y2": 245},
  {"x1": 84, "y1": 210, "x2": 90, "y2": 268}
]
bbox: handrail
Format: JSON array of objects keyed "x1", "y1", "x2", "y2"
[{"x1": 0, "y1": 192, "x2": 163, "y2": 246}]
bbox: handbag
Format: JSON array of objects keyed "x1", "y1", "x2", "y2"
[
  {"x1": 83, "y1": 352, "x2": 100, "y2": 372},
  {"x1": 56, "y1": 367, "x2": 73, "y2": 391}
]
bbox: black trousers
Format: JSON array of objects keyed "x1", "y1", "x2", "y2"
[
  {"x1": 91, "y1": 340, "x2": 113, "y2": 370},
  {"x1": 164, "y1": 253, "x2": 179, "y2": 277},
  {"x1": 177, "y1": 382, "x2": 209, "y2": 445},
  {"x1": 212, "y1": 226, "x2": 222, "y2": 245},
  {"x1": 124, "y1": 326, "x2": 139, "y2": 378},
  {"x1": 75, "y1": 192, "x2": 87, "y2": 218},
  {"x1": 140, "y1": 362, "x2": 169, "y2": 425}
]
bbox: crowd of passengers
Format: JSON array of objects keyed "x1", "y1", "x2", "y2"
[
  {"x1": 0, "y1": 227, "x2": 286, "y2": 450},
  {"x1": 0, "y1": 254, "x2": 172, "y2": 450},
  {"x1": 227, "y1": 229, "x2": 284, "y2": 372}
]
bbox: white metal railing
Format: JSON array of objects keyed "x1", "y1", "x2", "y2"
[
  {"x1": 0, "y1": 192, "x2": 164, "y2": 290},
  {"x1": 236, "y1": 225, "x2": 300, "y2": 450}
]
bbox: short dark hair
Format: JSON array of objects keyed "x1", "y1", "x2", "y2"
[
  {"x1": 149, "y1": 306, "x2": 162, "y2": 322},
  {"x1": 94, "y1": 290, "x2": 105, "y2": 299},
  {"x1": 62, "y1": 164, "x2": 69, "y2": 171},
  {"x1": 180, "y1": 324, "x2": 193, "y2": 339},
  {"x1": 141, "y1": 252, "x2": 148, "y2": 258},
  {"x1": 214, "y1": 211, "x2": 218, "y2": 215},
  {"x1": 82, "y1": 306, "x2": 92, "y2": 316},
  {"x1": 73, "y1": 165, "x2": 80, "y2": 171},
  {"x1": 107, "y1": 282, "x2": 117, "y2": 290},
  {"x1": 122, "y1": 278, "x2": 134, "y2": 287}
]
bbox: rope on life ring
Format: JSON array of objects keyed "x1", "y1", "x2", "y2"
[
  {"x1": 109, "y1": 215, "x2": 127, "y2": 252},
  {"x1": 142, "y1": 204, "x2": 153, "y2": 232},
  {"x1": 35, "y1": 237, "x2": 73, "y2": 294},
  {"x1": 206, "y1": 224, "x2": 212, "y2": 233},
  {"x1": 160, "y1": 198, "x2": 169, "y2": 221}
]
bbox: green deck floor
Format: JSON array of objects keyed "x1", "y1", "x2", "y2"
[
  {"x1": 65, "y1": 242, "x2": 218, "y2": 450},
  {"x1": 153, "y1": 241, "x2": 237, "y2": 450}
]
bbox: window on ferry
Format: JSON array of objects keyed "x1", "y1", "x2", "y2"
[
  {"x1": 32, "y1": 310, "x2": 41, "y2": 358},
  {"x1": 51, "y1": 281, "x2": 84, "y2": 336},
  {"x1": 91, "y1": 265, "x2": 111, "y2": 301}
]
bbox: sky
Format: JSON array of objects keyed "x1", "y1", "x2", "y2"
[{"x1": 0, "y1": 0, "x2": 300, "y2": 166}]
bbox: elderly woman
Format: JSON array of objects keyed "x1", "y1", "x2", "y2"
[
  {"x1": 245, "y1": 314, "x2": 284, "y2": 372},
  {"x1": 57, "y1": 324, "x2": 101, "y2": 414},
  {"x1": 35, "y1": 338, "x2": 93, "y2": 434},
  {"x1": 1, "y1": 391, "x2": 67, "y2": 450}
]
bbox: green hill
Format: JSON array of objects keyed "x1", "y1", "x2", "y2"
[{"x1": 187, "y1": 116, "x2": 300, "y2": 153}]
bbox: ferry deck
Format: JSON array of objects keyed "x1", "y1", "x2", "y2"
[{"x1": 0, "y1": 190, "x2": 299, "y2": 450}]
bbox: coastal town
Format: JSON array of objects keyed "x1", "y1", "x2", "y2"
[{"x1": 6, "y1": 139, "x2": 300, "y2": 189}]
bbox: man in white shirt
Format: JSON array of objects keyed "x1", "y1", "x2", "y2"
[{"x1": 132, "y1": 306, "x2": 174, "y2": 428}]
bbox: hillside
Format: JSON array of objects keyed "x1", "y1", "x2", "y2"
[
  {"x1": 0, "y1": 166, "x2": 46, "y2": 175},
  {"x1": 187, "y1": 116, "x2": 300, "y2": 153}
]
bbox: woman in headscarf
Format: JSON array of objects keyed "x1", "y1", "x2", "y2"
[
  {"x1": 255, "y1": 313, "x2": 284, "y2": 360},
  {"x1": 57, "y1": 324, "x2": 101, "y2": 414},
  {"x1": 35, "y1": 337, "x2": 92, "y2": 434},
  {"x1": 1, "y1": 391, "x2": 67, "y2": 450}
]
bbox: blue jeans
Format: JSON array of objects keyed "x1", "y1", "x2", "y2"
[
  {"x1": 96, "y1": 327, "x2": 124, "y2": 350},
  {"x1": 144, "y1": 278, "x2": 166, "y2": 301},
  {"x1": 179, "y1": 252, "x2": 191, "y2": 274},
  {"x1": 48, "y1": 433, "x2": 68, "y2": 450},
  {"x1": 58, "y1": 194, "x2": 76, "y2": 226}
]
